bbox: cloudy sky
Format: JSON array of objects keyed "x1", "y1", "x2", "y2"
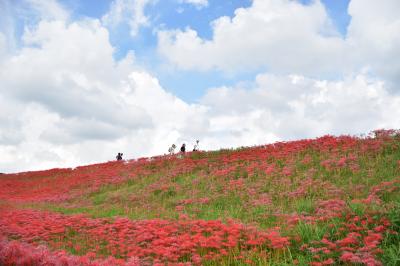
[{"x1": 1, "y1": 0, "x2": 399, "y2": 173}]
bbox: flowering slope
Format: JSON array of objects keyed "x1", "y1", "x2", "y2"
[{"x1": 1, "y1": 129, "x2": 400, "y2": 265}]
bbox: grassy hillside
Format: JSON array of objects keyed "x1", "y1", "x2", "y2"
[{"x1": 1, "y1": 130, "x2": 400, "y2": 265}]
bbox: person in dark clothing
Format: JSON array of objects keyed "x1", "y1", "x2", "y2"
[
  {"x1": 180, "y1": 143, "x2": 186, "y2": 153},
  {"x1": 116, "y1": 152, "x2": 123, "y2": 161}
]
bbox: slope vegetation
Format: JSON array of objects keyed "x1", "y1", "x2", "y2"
[{"x1": 1, "y1": 130, "x2": 400, "y2": 265}]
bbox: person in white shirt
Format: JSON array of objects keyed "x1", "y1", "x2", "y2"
[
  {"x1": 193, "y1": 140, "x2": 199, "y2": 151},
  {"x1": 168, "y1": 144, "x2": 176, "y2": 155}
]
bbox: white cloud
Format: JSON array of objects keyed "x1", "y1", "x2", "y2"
[
  {"x1": 158, "y1": 0, "x2": 345, "y2": 75},
  {"x1": 346, "y1": 0, "x2": 400, "y2": 87},
  {"x1": 157, "y1": 0, "x2": 400, "y2": 84},
  {"x1": 0, "y1": 95, "x2": 24, "y2": 145},
  {"x1": 0, "y1": 33, "x2": 7, "y2": 61},
  {"x1": 102, "y1": 0, "x2": 152, "y2": 37},
  {"x1": 179, "y1": 0, "x2": 208, "y2": 9},
  {"x1": 200, "y1": 73, "x2": 400, "y2": 143},
  {"x1": 0, "y1": 18, "x2": 208, "y2": 173}
]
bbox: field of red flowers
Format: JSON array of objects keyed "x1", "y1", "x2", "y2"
[{"x1": 1, "y1": 129, "x2": 400, "y2": 265}]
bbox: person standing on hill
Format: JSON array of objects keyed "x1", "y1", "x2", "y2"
[
  {"x1": 168, "y1": 144, "x2": 176, "y2": 155},
  {"x1": 180, "y1": 143, "x2": 186, "y2": 153},
  {"x1": 193, "y1": 140, "x2": 200, "y2": 151},
  {"x1": 116, "y1": 152, "x2": 123, "y2": 161}
]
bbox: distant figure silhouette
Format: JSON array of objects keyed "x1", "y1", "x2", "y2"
[
  {"x1": 193, "y1": 140, "x2": 200, "y2": 151},
  {"x1": 180, "y1": 143, "x2": 186, "y2": 153},
  {"x1": 168, "y1": 144, "x2": 176, "y2": 155},
  {"x1": 116, "y1": 152, "x2": 123, "y2": 161}
]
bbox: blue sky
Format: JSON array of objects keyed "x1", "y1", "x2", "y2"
[
  {"x1": 300, "y1": 0, "x2": 350, "y2": 35},
  {"x1": 1, "y1": 0, "x2": 399, "y2": 173},
  {"x1": 57, "y1": 0, "x2": 351, "y2": 102}
]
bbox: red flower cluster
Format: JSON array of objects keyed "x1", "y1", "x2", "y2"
[
  {"x1": 303, "y1": 213, "x2": 391, "y2": 266},
  {"x1": 0, "y1": 238, "x2": 143, "y2": 266},
  {"x1": 0, "y1": 209, "x2": 289, "y2": 264}
]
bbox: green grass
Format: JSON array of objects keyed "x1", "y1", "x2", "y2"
[
  {"x1": 295, "y1": 222, "x2": 328, "y2": 244},
  {"x1": 380, "y1": 196, "x2": 400, "y2": 265},
  {"x1": 295, "y1": 198, "x2": 315, "y2": 214}
]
